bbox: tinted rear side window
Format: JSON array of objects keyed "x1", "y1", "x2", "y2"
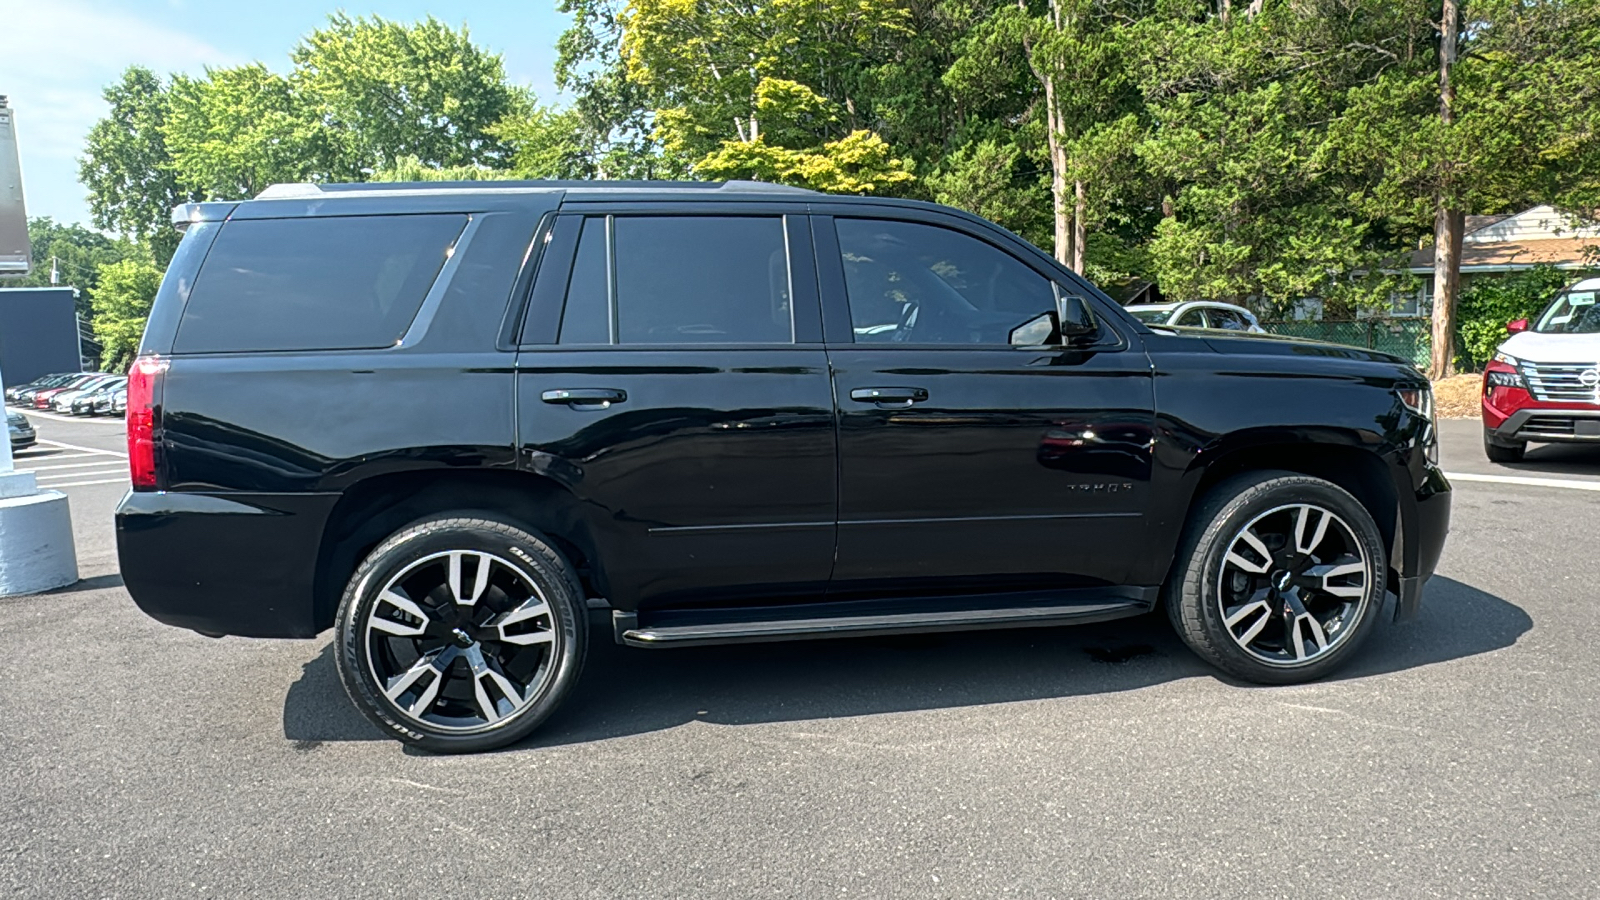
[
  {"x1": 612, "y1": 217, "x2": 791, "y2": 344},
  {"x1": 174, "y1": 214, "x2": 467, "y2": 353}
]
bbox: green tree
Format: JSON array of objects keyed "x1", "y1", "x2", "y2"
[
  {"x1": 91, "y1": 258, "x2": 164, "y2": 373},
  {"x1": 620, "y1": 0, "x2": 917, "y2": 191},
  {"x1": 165, "y1": 64, "x2": 330, "y2": 199},
  {"x1": 77, "y1": 68, "x2": 193, "y2": 265},
  {"x1": 12, "y1": 218, "x2": 141, "y2": 326},
  {"x1": 291, "y1": 14, "x2": 521, "y2": 176}
]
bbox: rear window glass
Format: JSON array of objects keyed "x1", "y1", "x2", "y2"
[{"x1": 174, "y1": 214, "x2": 467, "y2": 353}]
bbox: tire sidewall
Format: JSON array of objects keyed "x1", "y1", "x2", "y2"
[
  {"x1": 1187, "y1": 476, "x2": 1388, "y2": 683},
  {"x1": 334, "y1": 516, "x2": 586, "y2": 752}
]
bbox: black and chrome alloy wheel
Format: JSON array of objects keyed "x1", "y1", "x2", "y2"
[
  {"x1": 1216, "y1": 503, "x2": 1370, "y2": 666},
  {"x1": 336, "y1": 516, "x2": 586, "y2": 752},
  {"x1": 1167, "y1": 472, "x2": 1387, "y2": 684},
  {"x1": 365, "y1": 550, "x2": 559, "y2": 731}
]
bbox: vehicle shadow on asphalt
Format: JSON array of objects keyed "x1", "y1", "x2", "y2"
[
  {"x1": 1499, "y1": 443, "x2": 1600, "y2": 477},
  {"x1": 281, "y1": 575, "x2": 1529, "y2": 749}
]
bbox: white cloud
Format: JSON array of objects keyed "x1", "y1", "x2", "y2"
[{"x1": 0, "y1": 0, "x2": 236, "y2": 224}]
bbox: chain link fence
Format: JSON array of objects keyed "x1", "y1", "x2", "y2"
[{"x1": 1259, "y1": 320, "x2": 1431, "y2": 369}]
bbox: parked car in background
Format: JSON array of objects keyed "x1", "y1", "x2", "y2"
[
  {"x1": 7, "y1": 372, "x2": 79, "y2": 405},
  {"x1": 51, "y1": 374, "x2": 122, "y2": 414},
  {"x1": 118, "y1": 180, "x2": 1449, "y2": 754},
  {"x1": 6, "y1": 410, "x2": 34, "y2": 450},
  {"x1": 31, "y1": 373, "x2": 106, "y2": 409},
  {"x1": 68, "y1": 377, "x2": 127, "y2": 416},
  {"x1": 1124, "y1": 301, "x2": 1265, "y2": 333},
  {"x1": 1482, "y1": 277, "x2": 1600, "y2": 462},
  {"x1": 95, "y1": 388, "x2": 127, "y2": 417}
]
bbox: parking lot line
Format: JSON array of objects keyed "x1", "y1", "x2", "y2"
[
  {"x1": 40, "y1": 477, "x2": 128, "y2": 489},
  {"x1": 17, "y1": 409, "x2": 125, "y2": 425},
  {"x1": 37, "y1": 467, "x2": 126, "y2": 482},
  {"x1": 1445, "y1": 471, "x2": 1600, "y2": 492},
  {"x1": 23, "y1": 459, "x2": 131, "y2": 472},
  {"x1": 16, "y1": 450, "x2": 99, "y2": 461},
  {"x1": 36, "y1": 438, "x2": 128, "y2": 458}
]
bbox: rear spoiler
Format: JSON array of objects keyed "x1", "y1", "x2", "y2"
[{"x1": 170, "y1": 202, "x2": 238, "y2": 231}]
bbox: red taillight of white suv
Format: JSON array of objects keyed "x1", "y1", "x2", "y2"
[{"x1": 127, "y1": 356, "x2": 168, "y2": 490}]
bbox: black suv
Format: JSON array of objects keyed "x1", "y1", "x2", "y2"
[{"x1": 117, "y1": 181, "x2": 1451, "y2": 752}]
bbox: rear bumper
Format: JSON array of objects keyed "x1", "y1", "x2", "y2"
[{"x1": 115, "y1": 490, "x2": 339, "y2": 638}]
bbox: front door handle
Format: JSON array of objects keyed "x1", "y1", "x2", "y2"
[
  {"x1": 542, "y1": 388, "x2": 627, "y2": 409},
  {"x1": 850, "y1": 386, "x2": 928, "y2": 408}
]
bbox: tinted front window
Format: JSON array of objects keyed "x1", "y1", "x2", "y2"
[
  {"x1": 835, "y1": 218, "x2": 1056, "y2": 345},
  {"x1": 610, "y1": 217, "x2": 792, "y2": 344},
  {"x1": 174, "y1": 214, "x2": 466, "y2": 353}
]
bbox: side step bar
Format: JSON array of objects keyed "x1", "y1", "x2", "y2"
[{"x1": 612, "y1": 590, "x2": 1155, "y2": 649}]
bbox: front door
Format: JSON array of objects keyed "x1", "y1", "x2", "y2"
[
  {"x1": 515, "y1": 211, "x2": 836, "y2": 612},
  {"x1": 815, "y1": 212, "x2": 1156, "y2": 599}
]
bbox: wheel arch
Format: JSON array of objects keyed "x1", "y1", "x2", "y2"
[
  {"x1": 1185, "y1": 435, "x2": 1400, "y2": 592},
  {"x1": 312, "y1": 469, "x2": 604, "y2": 632}
]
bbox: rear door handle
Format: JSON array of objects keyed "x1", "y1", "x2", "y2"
[
  {"x1": 849, "y1": 386, "x2": 928, "y2": 408},
  {"x1": 541, "y1": 388, "x2": 627, "y2": 408}
]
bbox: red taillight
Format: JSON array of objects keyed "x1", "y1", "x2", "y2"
[{"x1": 127, "y1": 356, "x2": 168, "y2": 490}]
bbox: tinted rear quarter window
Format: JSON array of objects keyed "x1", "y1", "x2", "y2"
[{"x1": 174, "y1": 214, "x2": 467, "y2": 353}]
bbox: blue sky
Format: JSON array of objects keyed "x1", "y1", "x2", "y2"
[{"x1": 0, "y1": 0, "x2": 571, "y2": 227}]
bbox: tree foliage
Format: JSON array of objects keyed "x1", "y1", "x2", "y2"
[
  {"x1": 90, "y1": 258, "x2": 164, "y2": 373},
  {"x1": 73, "y1": 2, "x2": 1600, "y2": 356}
]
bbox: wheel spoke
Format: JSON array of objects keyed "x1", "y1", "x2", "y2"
[
  {"x1": 1307, "y1": 561, "x2": 1367, "y2": 598},
  {"x1": 463, "y1": 644, "x2": 529, "y2": 723},
  {"x1": 448, "y1": 551, "x2": 493, "y2": 607},
  {"x1": 1225, "y1": 527, "x2": 1272, "y2": 573},
  {"x1": 370, "y1": 588, "x2": 431, "y2": 638},
  {"x1": 492, "y1": 595, "x2": 554, "y2": 646},
  {"x1": 1293, "y1": 505, "x2": 1332, "y2": 556},
  {"x1": 384, "y1": 646, "x2": 457, "y2": 717}
]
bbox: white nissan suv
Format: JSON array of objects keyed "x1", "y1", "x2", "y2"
[{"x1": 1481, "y1": 277, "x2": 1600, "y2": 462}]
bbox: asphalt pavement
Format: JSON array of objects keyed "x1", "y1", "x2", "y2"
[{"x1": 2, "y1": 410, "x2": 1597, "y2": 899}]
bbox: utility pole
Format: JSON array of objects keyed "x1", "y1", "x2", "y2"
[
  {"x1": 0, "y1": 93, "x2": 79, "y2": 595},
  {"x1": 1429, "y1": 0, "x2": 1465, "y2": 380}
]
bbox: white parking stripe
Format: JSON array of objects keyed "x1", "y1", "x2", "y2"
[
  {"x1": 24, "y1": 460, "x2": 131, "y2": 472},
  {"x1": 36, "y1": 438, "x2": 128, "y2": 458},
  {"x1": 41, "y1": 478, "x2": 128, "y2": 489},
  {"x1": 17, "y1": 409, "x2": 124, "y2": 425},
  {"x1": 15, "y1": 451, "x2": 99, "y2": 461},
  {"x1": 1445, "y1": 471, "x2": 1600, "y2": 492},
  {"x1": 37, "y1": 468, "x2": 126, "y2": 482}
]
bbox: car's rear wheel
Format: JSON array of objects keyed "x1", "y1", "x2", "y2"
[
  {"x1": 335, "y1": 515, "x2": 587, "y2": 753},
  {"x1": 1166, "y1": 472, "x2": 1387, "y2": 684},
  {"x1": 1483, "y1": 426, "x2": 1526, "y2": 463}
]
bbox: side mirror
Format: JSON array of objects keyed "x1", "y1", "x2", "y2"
[
  {"x1": 1507, "y1": 318, "x2": 1529, "y2": 334},
  {"x1": 1057, "y1": 289, "x2": 1098, "y2": 342}
]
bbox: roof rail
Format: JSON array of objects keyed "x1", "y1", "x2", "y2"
[{"x1": 254, "y1": 179, "x2": 818, "y2": 199}]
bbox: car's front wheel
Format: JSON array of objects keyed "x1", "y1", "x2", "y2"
[
  {"x1": 1166, "y1": 472, "x2": 1387, "y2": 684},
  {"x1": 334, "y1": 514, "x2": 587, "y2": 753}
]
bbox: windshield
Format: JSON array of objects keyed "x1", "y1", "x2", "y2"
[
  {"x1": 1127, "y1": 308, "x2": 1170, "y2": 324},
  {"x1": 1534, "y1": 288, "x2": 1600, "y2": 334}
]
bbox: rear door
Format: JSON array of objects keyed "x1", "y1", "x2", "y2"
[
  {"x1": 815, "y1": 209, "x2": 1156, "y2": 599},
  {"x1": 514, "y1": 207, "x2": 837, "y2": 612}
]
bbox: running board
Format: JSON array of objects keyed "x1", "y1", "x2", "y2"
[{"x1": 613, "y1": 589, "x2": 1155, "y2": 648}]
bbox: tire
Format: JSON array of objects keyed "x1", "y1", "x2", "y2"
[
  {"x1": 334, "y1": 514, "x2": 588, "y2": 753},
  {"x1": 1483, "y1": 427, "x2": 1526, "y2": 463},
  {"x1": 1165, "y1": 472, "x2": 1387, "y2": 685}
]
